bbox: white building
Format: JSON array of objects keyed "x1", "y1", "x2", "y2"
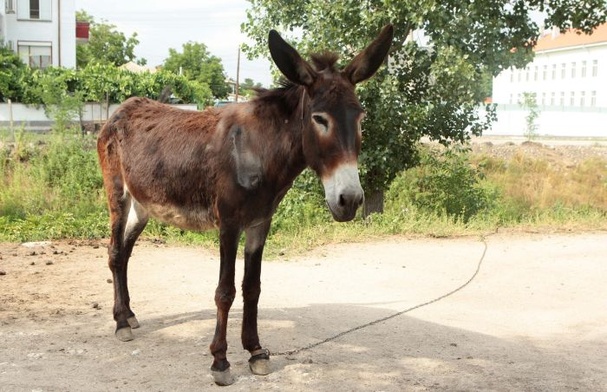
[
  {"x1": 490, "y1": 23, "x2": 607, "y2": 137},
  {"x1": 0, "y1": 0, "x2": 76, "y2": 68}
]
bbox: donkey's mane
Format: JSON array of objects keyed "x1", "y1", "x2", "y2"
[
  {"x1": 252, "y1": 80, "x2": 302, "y2": 118},
  {"x1": 310, "y1": 52, "x2": 340, "y2": 71}
]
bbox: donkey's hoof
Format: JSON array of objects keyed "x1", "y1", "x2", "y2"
[
  {"x1": 115, "y1": 327, "x2": 134, "y2": 342},
  {"x1": 127, "y1": 316, "x2": 140, "y2": 329},
  {"x1": 249, "y1": 358, "x2": 271, "y2": 375},
  {"x1": 211, "y1": 369, "x2": 235, "y2": 386},
  {"x1": 249, "y1": 348, "x2": 271, "y2": 375}
]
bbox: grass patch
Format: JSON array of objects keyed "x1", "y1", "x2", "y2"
[{"x1": 1, "y1": 132, "x2": 606, "y2": 258}]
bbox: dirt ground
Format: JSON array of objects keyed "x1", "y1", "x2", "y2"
[{"x1": 1, "y1": 231, "x2": 606, "y2": 392}]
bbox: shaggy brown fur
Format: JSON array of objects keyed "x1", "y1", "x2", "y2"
[{"x1": 97, "y1": 25, "x2": 394, "y2": 385}]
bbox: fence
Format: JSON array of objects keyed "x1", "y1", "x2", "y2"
[
  {"x1": 485, "y1": 104, "x2": 607, "y2": 138},
  {"x1": 0, "y1": 102, "x2": 199, "y2": 132}
]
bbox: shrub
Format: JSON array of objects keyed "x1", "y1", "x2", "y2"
[{"x1": 391, "y1": 145, "x2": 495, "y2": 222}]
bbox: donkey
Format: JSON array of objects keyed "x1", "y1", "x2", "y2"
[{"x1": 97, "y1": 25, "x2": 393, "y2": 385}]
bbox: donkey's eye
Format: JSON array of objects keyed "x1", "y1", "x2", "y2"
[{"x1": 312, "y1": 114, "x2": 329, "y2": 133}]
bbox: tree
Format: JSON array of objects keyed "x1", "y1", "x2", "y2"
[
  {"x1": 239, "y1": 77, "x2": 263, "y2": 98},
  {"x1": 162, "y1": 42, "x2": 230, "y2": 99},
  {"x1": 76, "y1": 10, "x2": 143, "y2": 68},
  {"x1": 243, "y1": 0, "x2": 606, "y2": 215},
  {"x1": 0, "y1": 44, "x2": 29, "y2": 102}
]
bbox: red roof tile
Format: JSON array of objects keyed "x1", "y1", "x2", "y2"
[{"x1": 535, "y1": 23, "x2": 607, "y2": 52}]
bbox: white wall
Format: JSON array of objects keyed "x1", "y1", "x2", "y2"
[
  {"x1": 0, "y1": 102, "x2": 199, "y2": 131},
  {"x1": 483, "y1": 105, "x2": 607, "y2": 138}
]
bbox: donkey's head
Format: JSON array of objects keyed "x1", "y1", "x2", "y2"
[{"x1": 268, "y1": 25, "x2": 394, "y2": 222}]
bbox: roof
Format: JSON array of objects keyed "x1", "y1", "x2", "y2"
[
  {"x1": 535, "y1": 23, "x2": 607, "y2": 52},
  {"x1": 119, "y1": 61, "x2": 156, "y2": 73}
]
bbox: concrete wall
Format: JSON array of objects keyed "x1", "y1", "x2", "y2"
[
  {"x1": 483, "y1": 105, "x2": 607, "y2": 138},
  {"x1": 0, "y1": 102, "x2": 199, "y2": 131}
]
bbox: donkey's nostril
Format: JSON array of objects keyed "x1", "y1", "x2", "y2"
[{"x1": 338, "y1": 194, "x2": 346, "y2": 207}]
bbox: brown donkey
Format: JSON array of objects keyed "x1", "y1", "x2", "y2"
[{"x1": 97, "y1": 25, "x2": 393, "y2": 385}]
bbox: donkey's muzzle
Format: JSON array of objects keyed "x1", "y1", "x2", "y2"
[{"x1": 322, "y1": 164, "x2": 364, "y2": 222}]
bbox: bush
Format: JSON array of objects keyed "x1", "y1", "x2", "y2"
[
  {"x1": 1, "y1": 63, "x2": 213, "y2": 106},
  {"x1": 390, "y1": 145, "x2": 495, "y2": 222},
  {"x1": 0, "y1": 130, "x2": 107, "y2": 240}
]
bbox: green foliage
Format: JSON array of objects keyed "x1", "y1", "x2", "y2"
[
  {"x1": 1, "y1": 63, "x2": 212, "y2": 107},
  {"x1": 242, "y1": 0, "x2": 606, "y2": 201},
  {"x1": 162, "y1": 42, "x2": 230, "y2": 99},
  {"x1": 271, "y1": 169, "x2": 330, "y2": 233},
  {"x1": 26, "y1": 67, "x2": 85, "y2": 131},
  {"x1": 1, "y1": 128, "x2": 606, "y2": 248},
  {"x1": 0, "y1": 45, "x2": 29, "y2": 102},
  {"x1": 76, "y1": 10, "x2": 143, "y2": 68},
  {"x1": 0, "y1": 131, "x2": 107, "y2": 241},
  {"x1": 392, "y1": 146, "x2": 494, "y2": 223}
]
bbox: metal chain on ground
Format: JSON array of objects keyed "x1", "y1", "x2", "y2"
[{"x1": 272, "y1": 238, "x2": 489, "y2": 357}]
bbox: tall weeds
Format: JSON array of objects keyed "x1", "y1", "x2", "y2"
[
  {"x1": 0, "y1": 129, "x2": 107, "y2": 241},
  {"x1": 1, "y1": 132, "x2": 605, "y2": 251}
]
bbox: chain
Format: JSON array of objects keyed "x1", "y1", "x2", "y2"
[{"x1": 272, "y1": 238, "x2": 488, "y2": 357}]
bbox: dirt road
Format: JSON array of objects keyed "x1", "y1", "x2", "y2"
[{"x1": 1, "y1": 233, "x2": 606, "y2": 391}]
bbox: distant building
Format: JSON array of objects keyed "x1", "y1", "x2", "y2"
[
  {"x1": 490, "y1": 23, "x2": 607, "y2": 137},
  {"x1": 0, "y1": 0, "x2": 76, "y2": 68}
]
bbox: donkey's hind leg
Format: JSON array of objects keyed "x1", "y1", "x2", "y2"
[{"x1": 110, "y1": 193, "x2": 149, "y2": 342}]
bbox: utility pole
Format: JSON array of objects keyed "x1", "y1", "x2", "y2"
[{"x1": 235, "y1": 46, "x2": 241, "y2": 102}]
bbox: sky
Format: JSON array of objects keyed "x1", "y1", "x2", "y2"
[{"x1": 74, "y1": 0, "x2": 274, "y2": 87}]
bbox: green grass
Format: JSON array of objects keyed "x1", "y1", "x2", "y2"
[{"x1": 1, "y1": 130, "x2": 606, "y2": 258}]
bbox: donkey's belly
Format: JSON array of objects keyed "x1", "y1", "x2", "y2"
[{"x1": 146, "y1": 203, "x2": 217, "y2": 231}]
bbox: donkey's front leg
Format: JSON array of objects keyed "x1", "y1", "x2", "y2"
[
  {"x1": 210, "y1": 226, "x2": 240, "y2": 386},
  {"x1": 242, "y1": 220, "x2": 272, "y2": 376}
]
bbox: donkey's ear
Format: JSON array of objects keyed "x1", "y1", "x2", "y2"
[
  {"x1": 343, "y1": 24, "x2": 394, "y2": 85},
  {"x1": 268, "y1": 30, "x2": 316, "y2": 86}
]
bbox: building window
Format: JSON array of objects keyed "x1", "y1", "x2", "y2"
[
  {"x1": 17, "y1": 0, "x2": 50, "y2": 20},
  {"x1": 552, "y1": 64, "x2": 556, "y2": 79},
  {"x1": 517, "y1": 70, "x2": 522, "y2": 82},
  {"x1": 29, "y1": 0, "x2": 40, "y2": 19},
  {"x1": 590, "y1": 91, "x2": 596, "y2": 107},
  {"x1": 525, "y1": 67, "x2": 530, "y2": 81},
  {"x1": 571, "y1": 62, "x2": 576, "y2": 78},
  {"x1": 550, "y1": 92, "x2": 555, "y2": 106},
  {"x1": 18, "y1": 43, "x2": 52, "y2": 69},
  {"x1": 560, "y1": 92, "x2": 565, "y2": 106},
  {"x1": 541, "y1": 92, "x2": 546, "y2": 106},
  {"x1": 509, "y1": 94, "x2": 513, "y2": 104},
  {"x1": 570, "y1": 91, "x2": 575, "y2": 106},
  {"x1": 510, "y1": 69, "x2": 514, "y2": 83},
  {"x1": 534, "y1": 66, "x2": 538, "y2": 81},
  {"x1": 561, "y1": 63, "x2": 566, "y2": 79},
  {"x1": 592, "y1": 60, "x2": 598, "y2": 77},
  {"x1": 580, "y1": 91, "x2": 585, "y2": 107},
  {"x1": 581, "y1": 61, "x2": 587, "y2": 77},
  {"x1": 542, "y1": 65, "x2": 547, "y2": 80}
]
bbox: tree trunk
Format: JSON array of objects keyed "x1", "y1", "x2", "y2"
[{"x1": 363, "y1": 189, "x2": 384, "y2": 218}]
